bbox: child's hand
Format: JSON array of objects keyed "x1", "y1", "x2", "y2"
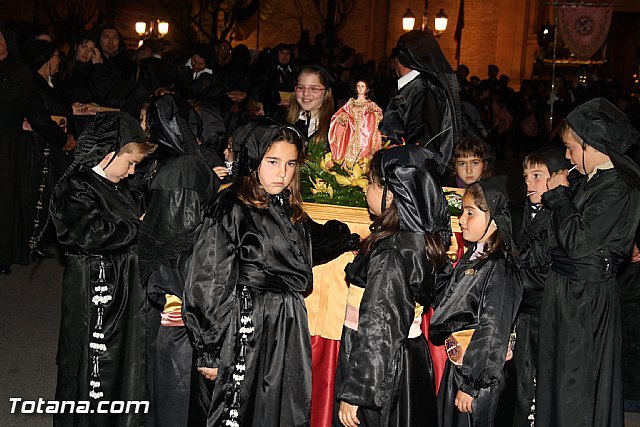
[
  {"x1": 547, "y1": 170, "x2": 570, "y2": 190},
  {"x1": 197, "y1": 367, "x2": 218, "y2": 381},
  {"x1": 338, "y1": 401, "x2": 360, "y2": 427},
  {"x1": 213, "y1": 166, "x2": 229, "y2": 180},
  {"x1": 455, "y1": 390, "x2": 474, "y2": 413}
]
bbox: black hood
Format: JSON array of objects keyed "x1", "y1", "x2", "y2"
[
  {"x1": 57, "y1": 112, "x2": 147, "y2": 184},
  {"x1": 232, "y1": 118, "x2": 304, "y2": 177},
  {"x1": 378, "y1": 145, "x2": 451, "y2": 242},
  {"x1": 566, "y1": 97, "x2": 640, "y2": 189},
  {"x1": 477, "y1": 176, "x2": 517, "y2": 257},
  {"x1": 26, "y1": 39, "x2": 56, "y2": 73},
  {"x1": 392, "y1": 30, "x2": 453, "y2": 76},
  {"x1": 391, "y1": 30, "x2": 462, "y2": 174},
  {"x1": 146, "y1": 93, "x2": 203, "y2": 158}
]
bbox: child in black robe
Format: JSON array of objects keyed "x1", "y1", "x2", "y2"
[
  {"x1": 334, "y1": 145, "x2": 452, "y2": 427},
  {"x1": 184, "y1": 119, "x2": 356, "y2": 427},
  {"x1": 511, "y1": 147, "x2": 569, "y2": 426},
  {"x1": 430, "y1": 176, "x2": 522, "y2": 427},
  {"x1": 50, "y1": 112, "x2": 157, "y2": 426},
  {"x1": 536, "y1": 97, "x2": 640, "y2": 426}
]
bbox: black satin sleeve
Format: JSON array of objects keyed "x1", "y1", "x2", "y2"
[
  {"x1": 337, "y1": 248, "x2": 415, "y2": 408},
  {"x1": 459, "y1": 260, "x2": 521, "y2": 397},
  {"x1": 542, "y1": 176, "x2": 630, "y2": 259},
  {"x1": 305, "y1": 217, "x2": 359, "y2": 266},
  {"x1": 50, "y1": 174, "x2": 140, "y2": 254},
  {"x1": 183, "y1": 200, "x2": 239, "y2": 369},
  {"x1": 379, "y1": 77, "x2": 426, "y2": 145}
]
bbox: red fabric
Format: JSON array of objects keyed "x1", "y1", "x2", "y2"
[
  {"x1": 422, "y1": 309, "x2": 447, "y2": 395},
  {"x1": 310, "y1": 335, "x2": 340, "y2": 427},
  {"x1": 423, "y1": 230, "x2": 466, "y2": 395}
]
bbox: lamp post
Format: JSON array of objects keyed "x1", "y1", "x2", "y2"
[
  {"x1": 135, "y1": 19, "x2": 170, "y2": 39},
  {"x1": 418, "y1": 1, "x2": 448, "y2": 36}
]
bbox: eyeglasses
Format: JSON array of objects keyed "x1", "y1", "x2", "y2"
[{"x1": 294, "y1": 85, "x2": 325, "y2": 94}]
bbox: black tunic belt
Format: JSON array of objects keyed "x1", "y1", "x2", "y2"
[{"x1": 550, "y1": 251, "x2": 619, "y2": 282}]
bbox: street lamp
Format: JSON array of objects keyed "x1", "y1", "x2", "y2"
[
  {"x1": 134, "y1": 19, "x2": 170, "y2": 38},
  {"x1": 419, "y1": 1, "x2": 447, "y2": 36},
  {"x1": 434, "y1": 9, "x2": 448, "y2": 33},
  {"x1": 135, "y1": 21, "x2": 147, "y2": 36},
  {"x1": 402, "y1": 9, "x2": 416, "y2": 31},
  {"x1": 157, "y1": 21, "x2": 169, "y2": 36}
]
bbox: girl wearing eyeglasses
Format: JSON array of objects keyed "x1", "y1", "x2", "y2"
[{"x1": 287, "y1": 65, "x2": 335, "y2": 146}]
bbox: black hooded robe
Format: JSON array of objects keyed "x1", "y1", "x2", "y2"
[
  {"x1": 536, "y1": 170, "x2": 640, "y2": 427},
  {"x1": 333, "y1": 233, "x2": 439, "y2": 426},
  {"x1": 50, "y1": 113, "x2": 153, "y2": 427},
  {"x1": 51, "y1": 171, "x2": 152, "y2": 427},
  {"x1": 139, "y1": 94, "x2": 220, "y2": 427},
  {"x1": 430, "y1": 249, "x2": 522, "y2": 427},
  {"x1": 183, "y1": 190, "x2": 315, "y2": 427}
]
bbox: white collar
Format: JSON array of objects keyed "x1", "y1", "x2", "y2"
[
  {"x1": 587, "y1": 160, "x2": 614, "y2": 181},
  {"x1": 397, "y1": 69, "x2": 420, "y2": 90},
  {"x1": 185, "y1": 58, "x2": 213, "y2": 77},
  {"x1": 152, "y1": 53, "x2": 162, "y2": 59},
  {"x1": 298, "y1": 110, "x2": 319, "y2": 136},
  {"x1": 91, "y1": 165, "x2": 107, "y2": 179}
]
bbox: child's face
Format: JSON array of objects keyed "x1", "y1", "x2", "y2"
[
  {"x1": 258, "y1": 140, "x2": 298, "y2": 195},
  {"x1": 523, "y1": 163, "x2": 551, "y2": 204},
  {"x1": 563, "y1": 132, "x2": 588, "y2": 174},
  {"x1": 101, "y1": 151, "x2": 146, "y2": 183},
  {"x1": 455, "y1": 156, "x2": 484, "y2": 185},
  {"x1": 460, "y1": 192, "x2": 493, "y2": 243},
  {"x1": 365, "y1": 181, "x2": 391, "y2": 217},
  {"x1": 295, "y1": 72, "x2": 325, "y2": 113}
]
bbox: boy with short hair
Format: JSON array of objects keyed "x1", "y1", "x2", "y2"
[
  {"x1": 50, "y1": 112, "x2": 157, "y2": 426},
  {"x1": 537, "y1": 98, "x2": 640, "y2": 426},
  {"x1": 512, "y1": 147, "x2": 570, "y2": 426}
]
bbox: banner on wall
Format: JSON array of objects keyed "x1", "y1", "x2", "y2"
[{"x1": 558, "y1": 6, "x2": 613, "y2": 60}]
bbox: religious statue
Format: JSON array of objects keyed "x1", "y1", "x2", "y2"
[{"x1": 328, "y1": 80, "x2": 383, "y2": 164}]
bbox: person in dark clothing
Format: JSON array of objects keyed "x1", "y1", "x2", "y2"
[
  {"x1": 380, "y1": 30, "x2": 463, "y2": 177},
  {"x1": 511, "y1": 147, "x2": 570, "y2": 427},
  {"x1": 90, "y1": 25, "x2": 136, "y2": 109},
  {"x1": 122, "y1": 38, "x2": 175, "y2": 119},
  {"x1": 618, "y1": 228, "x2": 640, "y2": 407},
  {"x1": 430, "y1": 177, "x2": 522, "y2": 427},
  {"x1": 57, "y1": 33, "x2": 101, "y2": 136},
  {"x1": 184, "y1": 119, "x2": 357, "y2": 427},
  {"x1": 24, "y1": 40, "x2": 76, "y2": 259},
  {"x1": 57, "y1": 33, "x2": 99, "y2": 105},
  {"x1": 334, "y1": 145, "x2": 451, "y2": 427},
  {"x1": 139, "y1": 93, "x2": 221, "y2": 427},
  {"x1": 50, "y1": 112, "x2": 157, "y2": 427},
  {"x1": 535, "y1": 98, "x2": 640, "y2": 427},
  {"x1": 0, "y1": 24, "x2": 32, "y2": 274},
  {"x1": 174, "y1": 45, "x2": 223, "y2": 107},
  {"x1": 259, "y1": 43, "x2": 297, "y2": 117}
]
